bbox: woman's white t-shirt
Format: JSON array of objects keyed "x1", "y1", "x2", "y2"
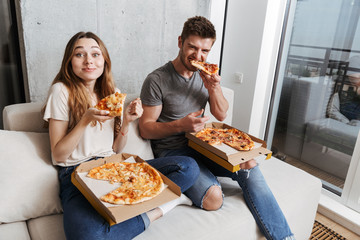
[{"x1": 43, "y1": 82, "x2": 115, "y2": 167}]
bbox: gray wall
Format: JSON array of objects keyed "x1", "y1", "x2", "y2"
[{"x1": 16, "y1": 0, "x2": 212, "y2": 102}]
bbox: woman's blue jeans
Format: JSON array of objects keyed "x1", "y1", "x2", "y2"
[
  {"x1": 157, "y1": 146, "x2": 295, "y2": 240},
  {"x1": 58, "y1": 156, "x2": 200, "y2": 240}
]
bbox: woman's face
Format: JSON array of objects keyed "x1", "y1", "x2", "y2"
[{"x1": 71, "y1": 38, "x2": 105, "y2": 82}]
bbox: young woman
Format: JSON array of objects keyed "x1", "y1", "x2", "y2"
[{"x1": 42, "y1": 31, "x2": 199, "y2": 240}]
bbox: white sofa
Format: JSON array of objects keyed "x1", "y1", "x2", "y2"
[
  {"x1": 0, "y1": 87, "x2": 322, "y2": 240},
  {"x1": 284, "y1": 76, "x2": 359, "y2": 179}
]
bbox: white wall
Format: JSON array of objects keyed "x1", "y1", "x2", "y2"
[
  {"x1": 249, "y1": 0, "x2": 289, "y2": 139},
  {"x1": 220, "y1": 0, "x2": 268, "y2": 134},
  {"x1": 220, "y1": 0, "x2": 288, "y2": 138},
  {"x1": 16, "y1": 0, "x2": 212, "y2": 102}
]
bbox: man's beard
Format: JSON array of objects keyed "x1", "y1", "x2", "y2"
[{"x1": 179, "y1": 48, "x2": 196, "y2": 72}]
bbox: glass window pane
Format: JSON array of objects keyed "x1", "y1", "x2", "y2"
[{"x1": 271, "y1": 0, "x2": 360, "y2": 196}]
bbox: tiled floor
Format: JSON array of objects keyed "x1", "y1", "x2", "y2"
[{"x1": 282, "y1": 155, "x2": 345, "y2": 188}]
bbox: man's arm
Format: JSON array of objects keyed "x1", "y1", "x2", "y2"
[
  {"x1": 139, "y1": 104, "x2": 210, "y2": 140},
  {"x1": 208, "y1": 85, "x2": 228, "y2": 121},
  {"x1": 200, "y1": 71, "x2": 229, "y2": 121}
]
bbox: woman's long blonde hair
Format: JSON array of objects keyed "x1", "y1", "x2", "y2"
[{"x1": 43, "y1": 31, "x2": 121, "y2": 134}]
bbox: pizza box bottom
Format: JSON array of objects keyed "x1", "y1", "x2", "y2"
[
  {"x1": 186, "y1": 122, "x2": 272, "y2": 172},
  {"x1": 71, "y1": 153, "x2": 181, "y2": 225}
]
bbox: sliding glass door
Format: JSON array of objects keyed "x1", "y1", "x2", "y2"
[{"x1": 267, "y1": 0, "x2": 360, "y2": 212}]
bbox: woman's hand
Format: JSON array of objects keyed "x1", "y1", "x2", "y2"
[
  {"x1": 123, "y1": 98, "x2": 143, "y2": 123},
  {"x1": 82, "y1": 108, "x2": 114, "y2": 124},
  {"x1": 113, "y1": 98, "x2": 143, "y2": 153}
]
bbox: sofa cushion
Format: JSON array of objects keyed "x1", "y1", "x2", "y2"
[
  {"x1": 121, "y1": 119, "x2": 154, "y2": 160},
  {"x1": 326, "y1": 93, "x2": 349, "y2": 123},
  {"x1": 0, "y1": 221, "x2": 31, "y2": 240},
  {"x1": 2, "y1": 102, "x2": 47, "y2": 132},
  {"x1": 0, "y1": 130, "x2": 62, "y2": 223},
  {"x1": 134, "y1": 157, "x2": 321, "y2": 240},
  {"x1": 27, "y1": 214, "x2": 66, "y2": 240}
]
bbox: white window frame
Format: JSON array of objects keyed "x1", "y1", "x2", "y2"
[{"x1": 342, "y1": 130, "x2": 360, "y2": 213}]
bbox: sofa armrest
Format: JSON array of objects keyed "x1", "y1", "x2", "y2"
[{"x1": 3, "y1": 102, "x2": 47, "y2": 132}]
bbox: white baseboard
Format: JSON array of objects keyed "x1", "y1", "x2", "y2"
[{"x1": 318, "y1": 189, "x2": 360, "y2": 235}]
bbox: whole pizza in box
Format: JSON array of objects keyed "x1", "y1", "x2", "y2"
[
  {"x1": 72, "y1": 154, "x2": 181, "y2": 225},
  {"x1": 87, "y1": 161, "x2": 164, "y2": 205},
  {"x1": 195, "y1": 127, "x2": 255, "y2": 151},
  {"x1": 185, "y1": 123, "x2": 272, "y2": 171}
]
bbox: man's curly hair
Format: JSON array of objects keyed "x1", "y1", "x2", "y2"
[{"x1": 180, "y1": 16, "x2": 216, "y2": 42}]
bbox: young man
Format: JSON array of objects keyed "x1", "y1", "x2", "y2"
[{"x1": 139, "y1": 16, "x2": 295, "y2": 240}]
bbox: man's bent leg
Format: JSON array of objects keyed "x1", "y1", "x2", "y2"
[
  {"x1": 147, "y1": 156, "x2": 200, "y2": 192},
  {"x1": 157, "y1": 147, "x2": 223, "y2": 210}
]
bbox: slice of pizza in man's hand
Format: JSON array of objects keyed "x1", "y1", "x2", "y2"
[
  {"x1": 94, "y1": 92, "x2": 127, "y2": 117},
  {"x1": 190, "y1": 60, "x2": 219, "y2": 75}
]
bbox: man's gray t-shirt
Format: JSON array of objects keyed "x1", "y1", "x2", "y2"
[{"x1": 140, "y1": 61, "x2": 208, "y2": 156}]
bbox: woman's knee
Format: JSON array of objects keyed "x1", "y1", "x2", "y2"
[{"x1": 202, "y1": 185, "x2": 223, "y2": 211}]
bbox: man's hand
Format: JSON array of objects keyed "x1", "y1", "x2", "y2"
[
  {"x1": 180, "y1": 109, "x2": 210, "y2": 132},
  {"x1": 200, "y1": 71, "x2": 221, "y2": 91}
]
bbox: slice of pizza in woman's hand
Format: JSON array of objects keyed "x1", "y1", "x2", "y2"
[
  {"x1": 190, "y1": 60, "x2": 219, "y2": 75},
  {"x1": 94, "y1": 92, "x2": 127, "y2": 117}
]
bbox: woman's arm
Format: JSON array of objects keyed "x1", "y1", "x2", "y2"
[
  {"x1": 113, "y1": 98, "x2": 143, "y2": 153},
  {"x1": 49, "y1": 108, "x2": 112, "y2": 163}
]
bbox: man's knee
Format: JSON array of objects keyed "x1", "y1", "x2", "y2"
[
  {"x1": 202, "y1": 185, "x2": 223, "y2": 211},
  {"x1": 240, "y1": 159, "x2": 257, "y2": 169}
]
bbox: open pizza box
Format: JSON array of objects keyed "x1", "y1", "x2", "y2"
[
  {"x1": 185, "y1": 122, "x2": 272, "y2": 172},
  {"x1": 71, "y1": 153, "x2": 181, "y2": 226}
]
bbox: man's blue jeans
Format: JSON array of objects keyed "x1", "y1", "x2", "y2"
[
  {"x1": 157, "y1": 146, "x2": 295, "y2": 240},
  {"x1": 58, "y1": 156, "x2": 200, "y2": 240}
]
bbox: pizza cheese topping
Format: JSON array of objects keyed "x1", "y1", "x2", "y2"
[
  {"x1": 94, "y1": 92, "x2": 127, "y2": 117},
  {"x1": 190, "y1": 60, "x2": 219, "y2": 75},
  {"x1": 87, "y1": 162, "x2": 164, "y2": 205},
  {"x1": 195, "y1": 127, "x2": 255, "y2": 151}
]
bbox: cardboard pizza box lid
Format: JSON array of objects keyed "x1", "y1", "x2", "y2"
[
  {"x1": 185, "y1": 122, "x2": 272, "y2": 172},
  {"x1": 71, "y1": 153, "x2": 181, "y2": 225}
]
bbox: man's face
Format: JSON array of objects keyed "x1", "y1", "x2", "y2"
[{"x1": 178, "y1": 35, "x2": 214, "y2": 72}]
